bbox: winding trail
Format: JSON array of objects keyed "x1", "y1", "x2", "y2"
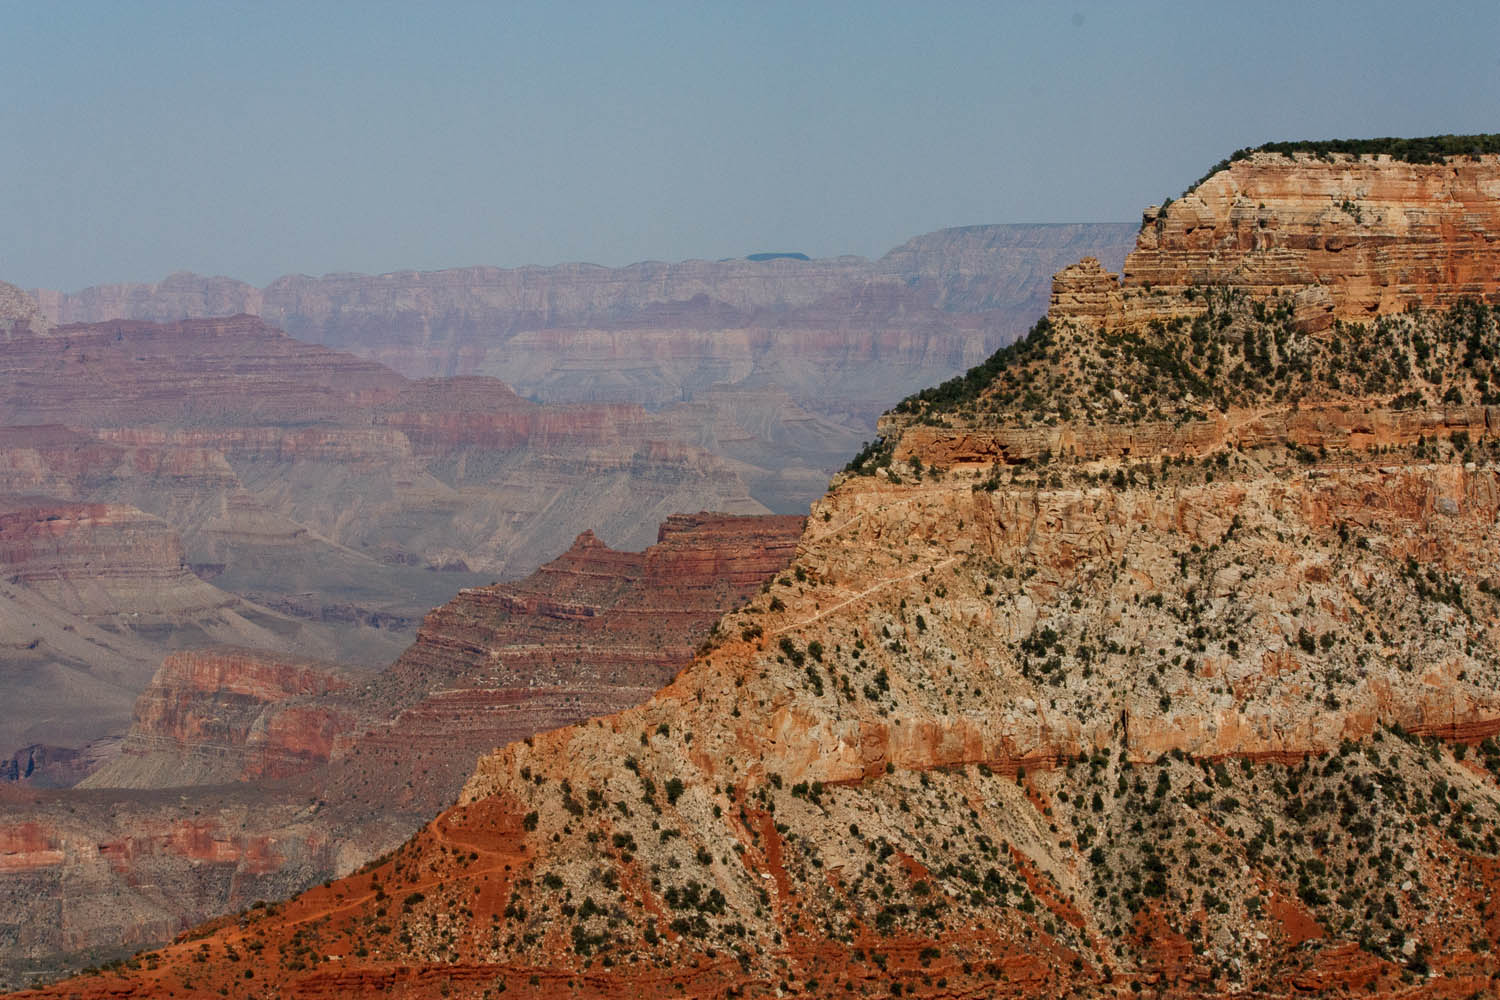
[{"x1": 771, "y1": 556, "x2": 959, "y2": 636}]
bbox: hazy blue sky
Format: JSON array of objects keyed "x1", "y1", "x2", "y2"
[{"x1": 4, "y1": 1, "x2": 1498, "y2": 290}]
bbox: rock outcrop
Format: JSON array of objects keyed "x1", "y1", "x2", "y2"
[
  {"x1": 0, "y1": 282, "x2": 48, "y2": 338},
  {"x1": 1047, "y1": 256, "x2": 1125, "y2": 322},
  {"x1": 23, "y1": 141, "x2": 1500, "y2": 1000},
  {"x1": 1129, "y1": 152, "x2": 1500, "y2": 314},
  {"x1": 81, "y1": 650, "x2": 354, "y2": 788},
  {"x1": 0, "y1": 500, "x2": 204, "y2": 606},
  {"x1": 0, "y1": 742, "x2": 119, "y2": 789},
  {"x1": 1054, "y1": 150, "x2": 1500, "y2": 331}
]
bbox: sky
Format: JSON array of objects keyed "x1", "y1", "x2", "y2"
[{"x1": 4, "y1": 1, "x2": 1498, "y2": 291}]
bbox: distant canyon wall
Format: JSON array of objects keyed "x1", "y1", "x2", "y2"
[
  {"x1": 0, "y1": 299, "x2": 772, "y2": 756},
  {"x1": 33, "y1": 224, "x2": 1137, "y2": 422}
]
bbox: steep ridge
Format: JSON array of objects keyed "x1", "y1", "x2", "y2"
[
  {"x1": 23, "y1": 141, "x2": 1500, "y2": 1000},
  {"x1": 85, "y1": 513, "x2": 803, "y2": 799},
  {"x1": 32, "y1": 224, "x2": 1138, "y2": 430},
  {"x1": 316, "y1": 514, "x2": 805, "y2": 820},
  {"x1": 0, "y1": 513, "x2": 802, "y2": 988}
]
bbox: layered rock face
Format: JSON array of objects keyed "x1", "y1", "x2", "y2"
[
  {"x1": 28, "y1": 145, "x2": 1500, "y2": 1000},
  {"x1": 83, "y1": 650, "x2": 355, "y2": 788},
  {"x1": 31, "y1": 273, "x2": 262, "y2": 329},
  {"x1": 0, "y1": 305, "x2": 779, "y2": 756},
  {"x1": 381, "y1": 513, "x2": 804, "y2": 696},
  {"x1": 0, "y1": 500, "x2": 202, "y2": 607},
  {"x1": 0, "y1": 315, "x2": 406, "y2": 427},
  {"x1": 0, "y1": 513, "x2": 802, "y2": 988},
  {"x1": 0, "y1": 497, "x2": 378, "y2": 758},
  {"x1": 1057, "y1": 152, "x2": 1500, "y2": 330},
  {"x1": 1130, "y1": 152, "x2": 1500, "y2": 314},
  {"x1": 33, "y1": 224, "x2": 1138, "y2": 429},
  {"x1": 0, "y1": 312, "x2": 766, "y2": 569},
  {"x1": 0, "y1": 785, "x2": 353, "y2": 989}
]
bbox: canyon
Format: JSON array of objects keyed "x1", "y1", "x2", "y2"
[
  {"x1": 0, "y1": 217, "x2": 1138, "y2": 988},
  {"x1": 0, "y1": 302, "x2": 773, "y2": 757},
  {"x1": 32, "y1": 223, "x2": 1137, "y2": 429},
  {"x1": 0, "y1": 223, "x2": 1136, "y2": 768},
  {"x1": 11, "y1": 144, "x2": 1500, "y2": 999},
  {"x1": 0, "y1": 496, "x2": 395, "y2": 758},
  {"x1": 0, "y1": 513, "x2": 802, "y2": 988}
]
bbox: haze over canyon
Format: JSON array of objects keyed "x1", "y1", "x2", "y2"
[
  {"x1": 4, "y1": 138, "x2": 1500, "y2": 999},
  {"x1": 0, "y1": 223, "x2": 1135, "y2": 986}
]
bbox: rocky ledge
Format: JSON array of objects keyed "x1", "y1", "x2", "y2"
[{"x1": 1053, "y1": 149, "x2": 1500, "y2": 332}]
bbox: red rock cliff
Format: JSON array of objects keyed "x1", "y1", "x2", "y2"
[
  {"x1": 1053, "y1": 152, "x2": 1500, "y2": 329},
  {"x1": 84, "y1": 650, "x2": 355, "y2": 788}
]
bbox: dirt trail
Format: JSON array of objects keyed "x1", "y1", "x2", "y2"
[{"x1": 773, "y1": 556, "x2": 959, "y2": 636}]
